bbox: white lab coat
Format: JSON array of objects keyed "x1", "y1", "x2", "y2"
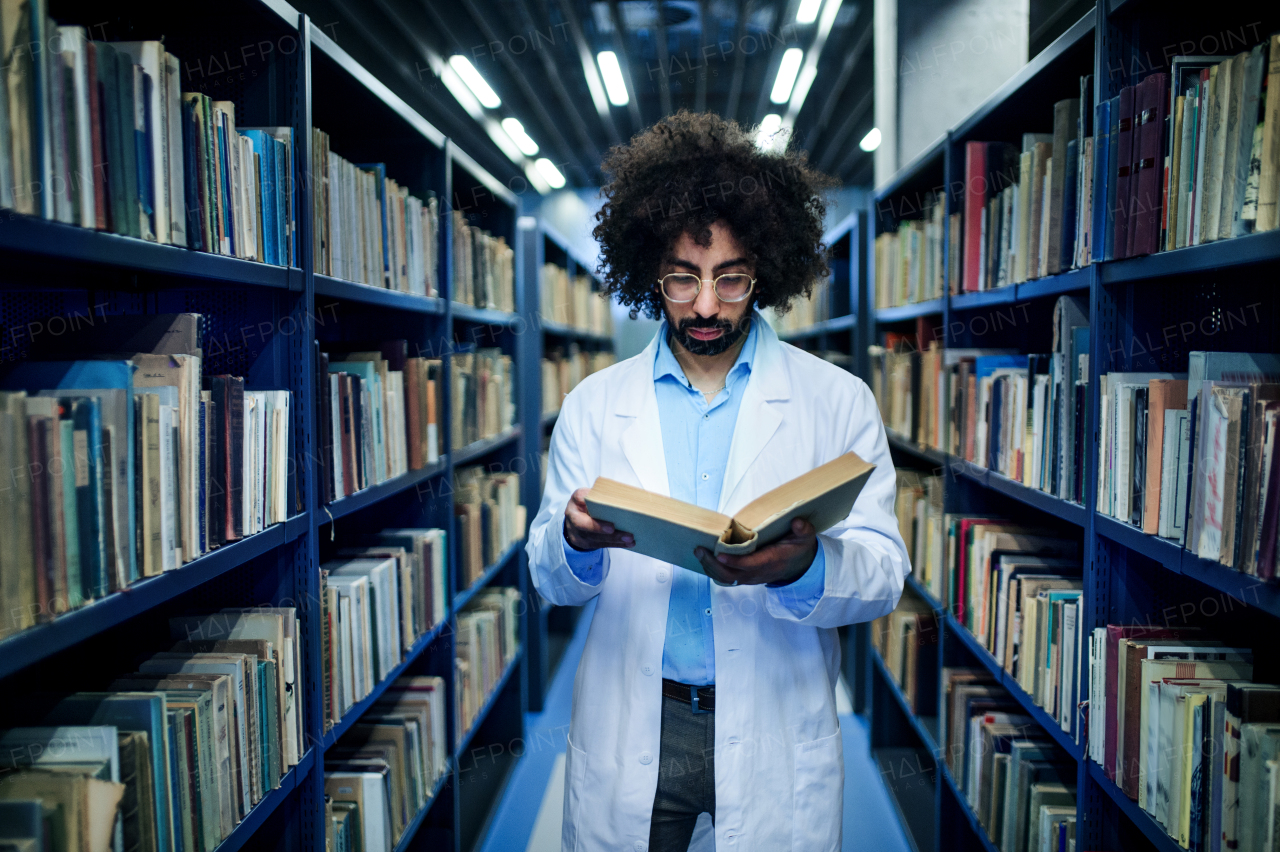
[{"x1": 526, "y1": 314, "x2": 909, "y2": 852}]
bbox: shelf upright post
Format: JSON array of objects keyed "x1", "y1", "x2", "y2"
[{"x1": 522, "y1": 220, "x2": 551, "y2": 712}]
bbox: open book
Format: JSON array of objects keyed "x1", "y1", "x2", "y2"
[{"x1": 584, "y1": 452, "x2": 875, "y2": 579}]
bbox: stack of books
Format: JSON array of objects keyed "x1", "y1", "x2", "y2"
[
  {"x1": 453, "y1": 467, "x2": 525, "y2": 589},
  {"x1": 310, "y1": 130, "x2": 440, "y2": 294},
  {"x1": 1097, "y1": 352, "x2": 1280, "y2": 576},
  {"x1": 894, "y1": 469, "x2": 945, "y2": 602},
  {"x1": 0, "y1": 22, "x2": 296, "y2": 263},
  {"x1": 540, "y1": 265, "x2": 614, "y2": 335},
  {"x1": 541, "y1": 346, "x2": 616, "y2": 418},
  {"x1": 946, "y1": 519, "x2": 1082, "y2": 732},
  {"x1": 868, "y1": 295, "x2": 1091, "y2": 503},
  {"x1": 1085, "y1": 625, "x2": 1272, "y2": 850},
  {"x1": 451, "y1": 211, "x2": 514, "y2": 312},
  {"x1": 871, "y1": 584, "x2": 937, "y2": 714},
  {"x1": 318, "y1": 340, "x2": 444, "y2": 502},
  {"x1": 320, "y1": 532, "x2": 445, "y2": 726},
  {"x1": 455, "y1": 587, "x2": 522, "y2": 745},
  {"x1": 0, "y1": 313, "x2": 294, "y2": 638},
  {"x1": 875, "y1": 193, "x2": 948, "y2": 307},
  {"x1": 450, "y1": 348, "x2": 515, "y2": 449},
  {"x1": 960, "y1": 84, "x2": 1096, "y2": 292},
  {"x1": 944, "y1": 667, "x2": 1076, "y2": 852},
  {"x1": 325, "y1": 674, "x2": 448, "y2": 852},
  {"x1": 0, "y1": 607, "x2": 304, "y2": 852}
]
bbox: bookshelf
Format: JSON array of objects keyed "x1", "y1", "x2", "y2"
[
  {"x1": 0, "y1": 2, "x2": 537, "y2": 851},
  {"x1": 861, "y1": 1, "x2": 1280, "y2": 850},
  {"x1": 519, "y1": 220, "x2": 616, "y2": 712}
]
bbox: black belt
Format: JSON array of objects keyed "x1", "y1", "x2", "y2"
[{"x1": 662, "y1": 678, "x2": 715, "y2": 713}]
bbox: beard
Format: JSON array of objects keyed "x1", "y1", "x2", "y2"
[{"x1": 666, "y1": 308, "x2": 752, "y2": 357}]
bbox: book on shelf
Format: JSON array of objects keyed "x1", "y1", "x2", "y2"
[
  {"x1": 775, "y1": 273, "x2": 837, "y2": 333},
  {"x1": 871, "y1": 583, "x2": 937, "y2": 714},
  {"x1": 450, "y1": 347, "x2": 515, "y2": 449},
  {"x1": 451, "y1": 210, "x2": 514, "y2": 312},
  {"x1": 874, "y1": 192, "x2": 945, "y2": 308},
  {"x1": 454, "y1": 587, "x2": 521, "y2": 745},
  {"x1": 454, "y1": 466, "x2": 524, "y2": 589},
  {"x1": 0, "y1": 316, "x2": 294, "y2": 638},
  {"x1": 324, "y1": 674, "x2": 448, "y2": 852},
  {"x1": 319, "y1": 340, "x2": 444, "y2": 502},
  {"x1": 310, "y1": 129, "x2": 439, "y2": 294},
  {"x1": 584, "y1": 452, "x2": 874, "y2": 579},
  {"x1": 894, "y1": 469, "x2": 945, "y2": 603},
  {"x1": 541, "y1": 346, "x2": 616, "y2": 419},
  {"x1": 941, "y1": 667, "x2": 1076, "y2": 852},
  {"x1": 0, "y1": 606, "x2": 303, "y2": 852},
  {"x1": 539, "y1": 264, "x2": 614, "y2": 335}
]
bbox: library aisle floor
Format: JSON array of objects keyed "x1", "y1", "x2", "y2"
[{"x1": 480, "y1": 600, "x2": 914, "y2": 852}]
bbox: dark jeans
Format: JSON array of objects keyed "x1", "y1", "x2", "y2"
[{"x1": 648, "y1": 693, "x2": 716, "y2": 852}]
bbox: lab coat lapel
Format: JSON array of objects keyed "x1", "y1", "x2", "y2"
[
  {"x1": 719, "y1": 317, "x2": 791, "y2": 513},
  {"x1": 619, "y1": 332, "x2": 670, "y2": 496}
]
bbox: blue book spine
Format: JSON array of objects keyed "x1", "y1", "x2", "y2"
[
  {"x1": 1092, "y1": 99, "x2": 1111, "y2": 263},
  {"x1": 356, "y1": 163, "x2": 391, "y2": 286},
  {"x1": 218, "y1": 121, "x2": 235, "y2": 256},
  {"x1": 1104, "y1": 95, "x2": 1120, "y2": 261},
  {"x1": 275, "y1": 137, "x2": 288, "y2": 266},
  {"x1": 244, "y1": 132, "x2": 275, "y2": 265}
]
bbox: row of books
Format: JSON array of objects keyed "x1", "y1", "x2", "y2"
[
  {"x1": 772, "y1": 273, "x2": 841, "y2": 332},
  {"x1": 868, "y1": 295, "x2": 1091, "y2": 503},
  {"x1": 894, "y1": 470, "x2": 945, "y2": 605},
  {"x1": 455, "y1": 587, "x2": 522, "y2": 746},
  {"x1": 540, "y1": 347, "x2": 616, "y2": 418},
  {"x1": 454, "y1": 467, "x2": 525, "y2": 590},
  {"x1": 0, "y1": 14, "x2": 298, "y2": 264},
  {"x1": 450, "y1": 349, "x2": 516, "y2": 450},
  {"x1": 539, "y1": 265, "x2": 613, "y2": 335},
  {"x1": 1097, "y1": 352, "x2": 1280, "y2": 578},
  {"x1": 872, "y1": 584, "x2": 937, "y2": 715},
  {"x1": 0, "y1": 606, "x2": 303, "y2": 852},
  {"x1": 324, "y1": 675, "x2": 448, "y2": 852},
  {"x1": 1085, "y1": 625, "x2": 1273, "y2": 851},
  {"x1": 944, "y1": 667, "x2": 1076, "y2": 852},
  {"x1": 311, "y1": 129, "x2": 440, "y2": 294},
  {"x1": 0, "y1": 313, "x2": 295, "y2": 639},
  {"x1": 320, "y1": 529, "x2": 447, "y2": 727},
  {"x1": 874, "y1": 194, "x2": 950, "y2": 307},
  {"x1": 316, "y1": 341, "x2": 444, "y2": 504},
  {"x1": 451, "y1": 211, "x2": 514, "y2": 312}
]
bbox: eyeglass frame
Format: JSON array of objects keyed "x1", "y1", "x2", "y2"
[{"x1": 656, "y1": 272, "x2": 757, "y2": 304}]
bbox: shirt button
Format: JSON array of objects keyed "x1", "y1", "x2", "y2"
[
  {"x1": 656, "y1": 570, "x2": 668, "y2": 582},
  {"x1": 728, "y1": 737, "x2": 740, "y2": 745},
  {"x1": 639, "y1": 752, "x2": 653, "y2": 765},
  {"x1": 703, "y1": 414, "x2": 709, "y2": 420},
  {"x1": 642, "y1": 665, "x2": 654, "y2": 676},
  {"x1": 701, "y1": 473, "x2": 708, "y2": 480},
  {"x1": 634, "y1": 843, "x2": 647, "y2": 852},
  {"x1": 704, "y1": 608, "x2": 712, "y2": 615}
]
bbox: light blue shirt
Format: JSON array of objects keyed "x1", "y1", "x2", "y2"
[{"x1": 563, "y1": 316, "x2": 826, "y2": 685}]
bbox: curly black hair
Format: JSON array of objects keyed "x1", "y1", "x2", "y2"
[{"x1": 592, "y1": 110, "x2": 839, "y2": 320}]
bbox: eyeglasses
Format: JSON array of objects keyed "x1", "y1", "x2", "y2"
[{"x1": 658, "y1": 273, "x2": 756, "y2": 303}]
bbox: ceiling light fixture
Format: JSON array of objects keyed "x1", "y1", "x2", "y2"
[
  {"x1": 859, "y1": 127, "x2": 882, "y2": 152},
  {"x1": 796, "y1": 0, "x2": 823, "y2": 24},
  {"x1": 535, "y1": 157, "x2": 566, "y2": 189},
  {"x1": 501, "y1": 117, "x2": 539, "y2": 156},
  {"x1": 770, "y1": 48, "x2": 804, "y2": 104},
  {"x1": 448, "y1": 55, "x2": 500, "y2": 109},
  {"x1": 756, "y1": 113, "x2": 784, "y2": 149},
  {"x1": 597, "y1": 51, "x2": 630, "y2": 106}
]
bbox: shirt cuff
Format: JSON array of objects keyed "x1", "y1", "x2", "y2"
[
  {"x1": 563, "y1": 531, "x2": 606, "y2": 585},
  {"x1": 766, "y1": 542, "x2": 826, "y2": 615}
]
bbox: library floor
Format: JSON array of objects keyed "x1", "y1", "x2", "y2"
[{"x1": 481, "y1": 602, "x2": 914, "y2": 852}]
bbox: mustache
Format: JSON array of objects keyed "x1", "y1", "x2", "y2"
[{"x1": 677, "y1": 316, "x2": 732, "y2": 331}]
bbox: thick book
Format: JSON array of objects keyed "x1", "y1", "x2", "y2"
[
  {"x1": 584, "y1": 452, "x2": 874, "y2": 580},
  {"x1": 1130, "y1": 72, "x2": 1170, "y2": 257},
  {"x1": 1143, "y1": 380, "x2": 1189, "y2": 535},
  {"x1": 1113, "y1": 85, "x2": 1137, "y2": 259}
]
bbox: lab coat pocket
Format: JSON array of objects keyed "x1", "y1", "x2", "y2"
[
  {"x1": 563, "y1": 735, "x2": 589, "y2": 852},
  {"x1": 791, "y1": 727, "x2": 843, "y2": 852}
]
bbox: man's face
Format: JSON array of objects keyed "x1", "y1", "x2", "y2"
[{"x1": 658, "y1": 221, "x2": 756, "y2": 357}]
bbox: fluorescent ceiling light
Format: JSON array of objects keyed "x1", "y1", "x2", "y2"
[
  {"x1": 756, "y1": 113, "x2": 783, "y2": 149},
  {"x1": 484, "y1": 119, "x2": 525, "y2": 163},
  {"x1": 535, "y1": 157, "x2": 566, "y2": 189},
  {"x1": 796, "y1": 0, "x2": 823, "y2": 24},
  {"x1": 859, "y1": 127, "x2": 882, "y2": 152},
  {"x1": 524, "y1": 163, "x2": 552, "y2": 195},
  {"x1": 441, "y1": 65, "x2": 483, "y2": 118},
  {"x1": 449, "y1": 55, "x2": 500, "y2": 109},
  {"x1": 770, "y1": 48, "x2": 804, "y2": 104},
  {"x1": 597, "y1": 51, "x2": 630, "y2": 106},
  {"x1": 501, "y1": 117, "x2": 539, "y2": 156}
]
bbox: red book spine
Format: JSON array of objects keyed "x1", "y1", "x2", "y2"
[
  {"x1": 1113, "y1": 85, "x2": 1137, "y2": 259},
  {"x1": 1131, "y1": 73, "x2": 1169, "y2": 256},
  {"x1": 963, "y1": 142, "x2": 988, "y2": 292}
]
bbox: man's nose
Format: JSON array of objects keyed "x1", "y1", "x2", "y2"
[{"x1": 692, "y1": 280, "x2": 719, "y2": 316}]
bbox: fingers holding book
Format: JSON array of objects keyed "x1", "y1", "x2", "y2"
[
  {"x1": 695, "y1": 517, "x2": 819, "y2": 586},
  {"x1": 565, "y1": 487, "x2": 636, "y2": 552}
]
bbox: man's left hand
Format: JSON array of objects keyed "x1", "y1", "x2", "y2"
[{"x1": 695, "y1": 518, "x2": 818, "y2": 586}]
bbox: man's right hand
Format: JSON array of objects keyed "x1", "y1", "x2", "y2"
[{"x1": 564, "y1": 487, "x2": 635, "y2": 552}]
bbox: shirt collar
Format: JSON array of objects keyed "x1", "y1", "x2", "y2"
[{"x1": 654, "y1": 312, "x2": 760, "y2": 385}]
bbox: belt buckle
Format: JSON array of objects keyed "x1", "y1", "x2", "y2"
[{"x1": 690, "y1": 685, "x2": 710, "y2": 715}]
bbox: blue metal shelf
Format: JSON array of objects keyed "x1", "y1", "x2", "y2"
[
  {"x1": 886, "y1": 431, "x2": 948, "y2": 468},
  {"x1": 322, "y1": 459, "x2": 449, "y2": 524},
  {"x1": 454, "y1": 539, "x2": 525, "y2": 613},
  {"x1": 216, "y1": 748, "x2": 316, "y2": 852},
  {"x1": 539, "y1": 319, "x2": 612, "y2": 343},
  {"x1": 456, "y1": 647, "x2": 525, "y2": 754},
  {"x1": 451, "y1": 303, "x2": 522, "y2": 327},
  {"x1": 1086, "y1": 761, "x2": 1183, "y2": 852},
  {"x1": 1093, "y1": 514, "x2": 1182, "y2": 572},
  {"x1": 874, "y1": 135, "x2": 947, "y2": 204},
  {"x1": 777, "y1": 314, "x2": 856, "y2": 341},
  {"x1": 0, "y1": 519, "x2": 306, "y2": 679},
  {"x1": 949, "y1": 286, "x2": 1017, "y2": 311},
  {"x1": 939, "y1": 762, "x2": 1001, "y2": 852},
  {"x1": 1014, "y1": 267, "x2": 1091, "y2": 301},
  {"x1": 452, "y1": 427, "x2": 521, "y2": 466},
  {"x1": 1100, "y1": 229, "x2": 1280, "y2": 284},
  {"x1": 392, "y1": 763, "x2": 454, "y2": 852},
  {"x1": 322, "y1": 619, "x2": 451, "y2": 750},
  {"x1": 875, "y1": 298, "x2": 945, "y2": 323},
  {"x1": 314, "y1": 274, "x2": 446, "y2": 315},
  {"x1": 871, "y1": 648, "x2": 939, "y2": 753},
  {"x1": 905, "y1": 573, "x2": 943, "y2": 612}
]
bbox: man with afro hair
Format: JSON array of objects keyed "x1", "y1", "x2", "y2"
[{"x1": 526, "y1": 111, "x2": 908, "y2": 852}]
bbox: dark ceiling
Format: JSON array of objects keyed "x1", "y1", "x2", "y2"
[{"x1": 293, "y1": 0, "x2": 876, "y2": 190}]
